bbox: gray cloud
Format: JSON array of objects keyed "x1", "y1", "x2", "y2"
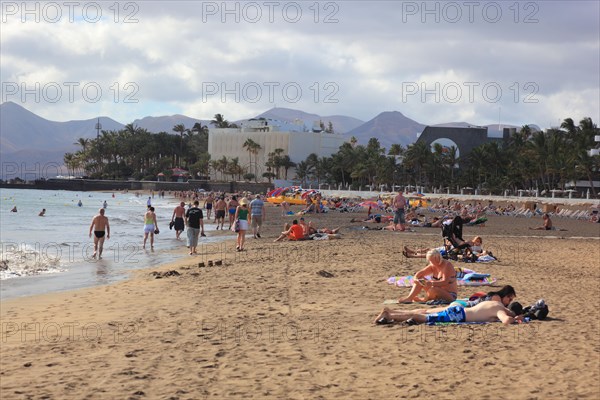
[{"x1": 1, "y1": 0, "x2": 598, "y2": 128}]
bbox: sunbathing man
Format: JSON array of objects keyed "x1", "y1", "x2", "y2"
[
  {"x1": 398, "y1": 250, "x2": 458, "y2": 303},
  {"x1": 374, "y1": 297, "x2": 524, "y2": 325},
  {"x1": 382, "y1": 221, "x2": 406, "y2": 231},
  {"x1": 307, "y1": 221, "x2": 341, "y2": 235},
  {"x1": 390, "y1": 285, "x2": 517, "y2": 315},
  {"x1": 403, "y1": 245, "x2": 446, "y2": 258},
  {"x1": 530, "y1": 213, "x2": 567, "y2": 231}
]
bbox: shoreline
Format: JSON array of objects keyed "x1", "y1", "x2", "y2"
[{"x1": 2, "y1": 196, "x2": 599, "y2": 300}]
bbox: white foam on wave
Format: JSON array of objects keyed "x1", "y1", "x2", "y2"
[{"x1": 0, "y1": 244, "x2": 65, "y2": 280}]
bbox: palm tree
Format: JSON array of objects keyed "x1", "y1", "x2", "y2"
[
  {"x1": 172, "y1": 124, "x2": 187, "y2": 167},
  {"x1": 445, "y1": 146, "x2": 459, "y2": 184},
  {"x1": 63, "y1": 153, "x2": 75, "y2": 176},
  {"x1": 295, "y1": 161, "x2": 311, "y2": 187},
  {"x1": 280, "y1": 155, "x2": 296, "y2": 180},
  {"x1": 74, "y1": 138, "x2": 90, "y2": 152},
  {"x1": 210, "y1": 114, "x2": 238, "y2": 129},
  {"x1": 403, "y1": 141, "x2": 431, "y2": 186},
  {"x1": 228, "y1": 157, "x2": 242, "y2": 180},
  {"x1": 388, "y1": 144, "x2": 404, "y2": 157},
  {"x1": 242, "y1": 138, "x2": 262, "y2": 181}
]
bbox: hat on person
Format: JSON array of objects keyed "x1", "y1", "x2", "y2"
[{"x1": 240, "y1": 197, "x2": 248, "y2": 206}]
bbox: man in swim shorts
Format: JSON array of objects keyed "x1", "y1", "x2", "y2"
[
  {"x1": 392, "y1": 191, "x2": 407, "y2": 231},
  {"x1": 204, "y1": 193, "x2": 214, "y2": 220},
  {"x1": 89, "y1": 208, "x2": 110, "y2": 259},
  {"x1": 374, "y1": 299, "x2": 524, "y2": 326},
  {"x1": 424, "y1": 304, "x2": 466, "y2": 323},
  {"x1": 171, "y1": 202, "x2": 186, "y2": 239},
  {"x1": 214, "y1": 196, "x2": 227, "y2": 229}
]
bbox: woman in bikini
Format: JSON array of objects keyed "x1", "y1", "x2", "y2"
[
  {"x1": 227, "y1": 195, "x2": 239, "y2": 230},
  {"x1": 397, "y1": 250, "x2": 458, "y2": 303}
]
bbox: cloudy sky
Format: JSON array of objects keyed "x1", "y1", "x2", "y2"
[{"x1": 1, "y1": 1, "x2": 599, "y2": 129}]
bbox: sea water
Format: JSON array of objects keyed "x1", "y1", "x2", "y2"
[{"x1": 0, "y1": 188, "x2": 230, "y2": 299}]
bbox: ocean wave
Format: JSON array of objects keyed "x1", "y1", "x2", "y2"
[{"x1": 0, "y1": 247, "x2": 65, "y2": 280}]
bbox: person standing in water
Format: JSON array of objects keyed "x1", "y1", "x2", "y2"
[
  {"x1": 89, "y1": 208, "x2": 110, "y2": 259},
  {"x1": 171, "y1": 201, "x2": 186, "y2": 239},
  {"x1": 143, "y1": 206, "x2": 158, "y2": 250}
]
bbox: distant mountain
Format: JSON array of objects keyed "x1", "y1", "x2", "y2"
[
  {"x1": 256, "y1": 107, "x2": 364, "y2": 134},
  {"x1": 0, "y1": 102, "x2": 544, "y2": 178},
  {"x1": 132, "y1": 114, "x2": 211, "y2": 133},
  {"x1": 0, "y1": 102, "x2": 124, "y2": 153},
  {"x1": 347, "y1": 111, "x2": 426, "y2": 150}
]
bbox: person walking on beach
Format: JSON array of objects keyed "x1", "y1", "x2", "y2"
[
  {"x1": 143, "y1": 206, "x2": 158, "y2": 250},
  {"x1": 204, "y1": 193, "x2": 214, "y2": 220},
  {"x1": 234, "y1": 198, "x2": 250, "y2": 251},
  {"x1": 227, "y1": 195, "x2": 239, "y2": 230},
  {"x1": 185, "y1": 200, "x2": 205, "y2": 255},
  {"x1": 171, "y1": 201, "x2": 186, "y2": 239},
  {"x1": 214, "y1": 196, "x2": 227, "y2": 229},
  {"x1": 393, "y1": 191, "x2": 407, "y2": 231},
  {"x1": 89, "y1": 208, "x2": 110, "y2": 259},
  {"x1": 250, "y1": 194, "x2": 266, "y2": 239}
]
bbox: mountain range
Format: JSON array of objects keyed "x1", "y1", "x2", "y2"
[{"x1": 0, "y1": 102, "x2": 534, "y2": 177}]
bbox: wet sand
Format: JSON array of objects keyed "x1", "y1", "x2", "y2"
[{"x1": 1, "y1": 205, "x2": 599, "y2": 399}]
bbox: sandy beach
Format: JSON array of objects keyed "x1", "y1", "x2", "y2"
[{"x1": 1, "y1": 203, "x2": 599, "y2": 399}]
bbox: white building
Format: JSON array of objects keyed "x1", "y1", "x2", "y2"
[{"x1": 208, "y1": 118, "x2": 346, "y2": 180}]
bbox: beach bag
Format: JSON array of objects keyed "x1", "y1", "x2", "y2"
[
  {"x1": 523, "y1": 299, "x2": 549, "y2": 320},
  {"x1": 231, "y1": 219, "x2": 240, "y2": 233}
]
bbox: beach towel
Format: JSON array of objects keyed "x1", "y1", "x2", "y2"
[
  {"x1": 383, "y1": 299, "x2": 453, "y2": 305},
  {"x1": 467, "y1": 217, "x2": 488, "y2": 226},
  {"x1": 425, "y1": 319, "x2": 529, "y2": 326},
  {"x1": 475, "y1": 255, "x2": 496, "y2": 263},
  {"x1": 387, "y1": 269, "x2": 497, "y2": 287}
]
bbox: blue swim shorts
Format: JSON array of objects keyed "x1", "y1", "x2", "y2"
[{"x1": 426, "y1": 305, "x2": 466, "y2": 323}]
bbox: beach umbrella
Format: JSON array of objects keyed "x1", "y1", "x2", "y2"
[
  {"x1": 301, "y1": 189, "x2": 319, "y2": 199},
  {"x1": 269, "y1": 187, "x2": 287, "y2": 197}
]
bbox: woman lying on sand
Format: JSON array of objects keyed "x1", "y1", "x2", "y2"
[{"x1": 403, "y1": 237, "x2": 490, "y2": 259}]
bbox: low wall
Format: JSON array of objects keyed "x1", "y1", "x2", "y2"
[
  {"x1": 0, "y1": 179, "x2": 273, "y2": 194},
  {"x1": 317, "y1": 189, "x2": 600, "y2": 206}
]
